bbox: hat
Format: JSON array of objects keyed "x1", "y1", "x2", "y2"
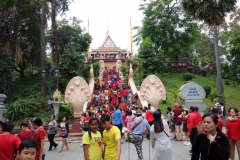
[
  {"x1": 215, "y1": 102, "x2": 220, "y2": 106},
  {"x1": 134, "y1": 109, "x2": 142, "y2": 115}
]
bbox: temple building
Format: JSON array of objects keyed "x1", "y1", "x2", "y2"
[{"x1": 88, "y1": 33, "x2": 132, "y2": 68}]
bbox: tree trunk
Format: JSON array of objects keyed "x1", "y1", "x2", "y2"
[
  {"x1": 51, "y1": 0, "x2": 60, "y2": 90},
  {"x1": 213, "y1": 24, "x2": 225, "y2": 105},
  {"x1": 40, "y1": 0, "x2": 47, "y2": 96}
]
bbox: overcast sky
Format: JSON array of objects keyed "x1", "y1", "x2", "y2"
[
  {"x1": 60, "y1": 0, "x2": 144, "y2": 53},
  {"x1": 60, "y1": 0, "x2": 240, "y2": 54}
]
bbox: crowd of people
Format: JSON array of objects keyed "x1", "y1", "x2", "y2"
[{"x1": 0, "y1": 115, "x2": 69, "y2": 160}]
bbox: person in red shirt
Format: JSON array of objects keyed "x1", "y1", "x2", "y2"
[
  {"x1": 145, "y1": 106, "x2": 154, "y2": 126},
  {"x1": 226, "y1": 108, "x2": 240, "y2": 160},
  {"x1": 195, "y1": 107, "x2": 202, "y2": 134},
  {"x1": 117, "y1": 89, "x2": 123, "y2": 104},
  {"x1": 123, "y1": 89, "x2": 128, "y2": 103},
  {"x1": 172, "y1": 104, "x2": 183, "y2": 141},
  {"x1": 112, "y1": 95, "x2": 117, "y2": 104},
  {"x1": 32, "y1": 117, "x2": 46, "y2": 160},
  {"x1": 187, "y1": 106, "x2": 198, "y2": 154},
  {"x1": 18, "y1": 122, "x2": 34, "y2": 141},
  {"x1": 119, "y1": 100, "x2": 126, "y2": 111},
  {"x1": 0, "y1": 121, "x2": 21, "y2": 160}
]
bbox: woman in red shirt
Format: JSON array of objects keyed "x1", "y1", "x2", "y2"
[{"x1": 226, "y1": 108, "x2": 240, "y2": 160}]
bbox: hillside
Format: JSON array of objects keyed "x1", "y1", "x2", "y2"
[{"x1": 152, "y1": 73, "x2": 240, "y2": 115}]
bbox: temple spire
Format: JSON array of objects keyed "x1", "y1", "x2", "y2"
[
  {"x1": 106, "y1": 22, "x2": 109, "y2": 37},
  {"x1": 130, "y1": 19, "x2": 134, "y2": 55},
  {"x1": 87, "y1": 17, "x2": 91, "y2": 59}
]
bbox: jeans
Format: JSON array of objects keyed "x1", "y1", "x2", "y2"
[{"x1": 48, "y1": 134, "x2": 57, "y2": 150}]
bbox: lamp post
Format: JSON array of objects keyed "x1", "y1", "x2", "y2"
[
  {"x1": 41, "y1": 67, "x2": 59, "y2": 108},
  {"x1": 237, "y1": 72, "x2": 240, "y2": 83}
]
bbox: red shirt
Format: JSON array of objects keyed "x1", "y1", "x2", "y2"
[
  {"x1": 226, "y1": 118, "x2": 240, "y2": 140},
  {"x1": 0, "y1": 134, "x2": 21, "y2": 160},
  {"x1": 183, "y1": 116, "x2": 187, "y2": 124},
  {"x1": 120, "y1": 103, "x2": 126, "y2": 111},
  {"x1": 112, "y1": 97, "x2": 117, "y2": 103},
  {"x1": 172, "y1": 107, "x2": 182, "y2": 121},
  {"x1": 187, "y1": 112, "x2": 198, "y2": 133},
  {"x1": 17, "y1": 130, "x2": 33, "y2": 141},
  {"x1": 84, "y1": 116, "x2": 90, "y2": 122},
  {"x1": 195, "y1": 112, "x2": 202, "y2": 123},
  {"x1": 145, "y1": 110, "x2": 154, "y2": 122},
  {"x1": 117, "y1": 91, "x2": 122, "y2": 97},
  {"x1": 123, "y1": 90, "x2": 128, "y2": 96}
]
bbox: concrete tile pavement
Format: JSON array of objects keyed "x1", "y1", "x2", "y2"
[{"x1": 44, "y1": 138, "x2": 192, "y2": 160}]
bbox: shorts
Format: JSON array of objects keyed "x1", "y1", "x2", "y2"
[
  {"x1": 174, "y1": 120, "x2": 182, "y2": 126},
  {"x1": 183, "y1": 123, "x2": 188, "y2": 132}
]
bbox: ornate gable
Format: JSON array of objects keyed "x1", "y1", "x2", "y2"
[{"x1": 101, "y1": 35, "x2": 117, "y2": 48}]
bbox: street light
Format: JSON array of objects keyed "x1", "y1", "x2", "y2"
[
  {"x1": 237, "y1": 72, "x2": 240, "y2": 82},
  {"x1": 41, "y1": 70, "x2": 46, "y2": 78},
  {"x1": 54, "y1": 69, "x2": 59, "y2": 77}
]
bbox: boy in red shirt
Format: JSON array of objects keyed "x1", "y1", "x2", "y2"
[
  {"x1": 18, "y1": 122, "x2": 34, "y2": 141},
  {"x1": 0, "y1": 122, "x2": 21, "y2": 160},
  {"x1": 32, "y1": 117, "x2": 46, "y2": 160},
  {"x1": 123, "y1": 89, "x2": 128, "y2": 103}
]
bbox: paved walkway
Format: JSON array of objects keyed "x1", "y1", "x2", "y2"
[
  {"x1": 44, "y1": 137, "x2": 238, "y2": 160},
  {"x1": 44, "y1": 138, "x2": 192, "y2": 160}
]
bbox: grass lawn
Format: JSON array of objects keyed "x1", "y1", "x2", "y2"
[{"x1": 145, "y1": 73, "x2": 240, "y2": 115}]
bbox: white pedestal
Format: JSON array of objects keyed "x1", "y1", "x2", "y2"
[
  {"x1": 0, "y1": 94, "x2": 7, "y2": 122},
  {"x1": 52, "y1": 103, "x2": 60, "y2": 120}
]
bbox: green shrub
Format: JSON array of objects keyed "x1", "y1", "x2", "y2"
[
  {"x1": 203, "y1": 85, "x2": 211, "y2": 98},
  {"x1": 186, "y1": 67, "x2": 194, "y2": 73},
  {"x1": 58, "y1": 103, "x2": 73, "y2": 122},
  {"x1": 201, "y1": 69, "x2": 207, "y2": 77},
  {"x1": 183, "y1": 73, "x2": 193, "y2": 81},
  {"x1": 225, "y1": 81, "x2": 230, "y2": 85},
  {"x1": 5, "y1": 92, "x2": 46, "y2": 121}
]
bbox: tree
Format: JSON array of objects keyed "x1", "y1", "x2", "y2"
[
  {"x1": 135, "y1": 0, "x2": 200, "y2": 75},
  {"x1": 182, "y1": 0, "x2": 237, "y2": 105},
  {"x1": 0, "y1": 49, "x2": 14, "y2": 95},
  {"x1": 56, "y1": 18, "x2": 92, "y2": 92}
]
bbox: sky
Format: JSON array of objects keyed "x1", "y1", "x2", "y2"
[{"x1": 60, "y1": 0, "x2": 144, "y2": 53}]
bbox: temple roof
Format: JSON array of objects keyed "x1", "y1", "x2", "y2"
[{"x1": 100, "y1": 34, "x2": 117, "y2": 48}]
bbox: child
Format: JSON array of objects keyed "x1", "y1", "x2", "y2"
[
  {"x1": 100, "y1": 114, "x2": 121, "y2": 160},
  {"x1": 0, "y1": 122, "x2": 21, "y2": 160},
  {"x1": 16, "y1": 139, "x2": 39, "y2": 160},
  {"x1": 82, "y1": 117, "x2": 102, "y2": 160}
]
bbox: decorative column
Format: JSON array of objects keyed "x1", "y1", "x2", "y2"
[{"x1": 0, "y1": 94, "x2": 7, "y2": 122}]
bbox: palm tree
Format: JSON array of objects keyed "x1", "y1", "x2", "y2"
[{"x1": 182, "y1": 0, "x2": 237, "y2": 105}]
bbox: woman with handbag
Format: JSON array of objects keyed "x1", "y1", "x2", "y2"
[
  {"x1": 58, "y1": 116, "x2": 69, "y2": 152},
  {"x1": 48, "y1": 115, "x2": 58, "y2": 151},
  {"x1": 150, "y1": 109, "x2": 175, "y2": 160}
]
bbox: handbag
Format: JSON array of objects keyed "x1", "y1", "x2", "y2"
[
  {"x1": 127, "y1": 117, "x2": 145, "y2": 143},
  {"x1": 59, "y1": 131, "x2": 63, "y2": 137}
]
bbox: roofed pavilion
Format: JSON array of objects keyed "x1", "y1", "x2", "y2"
[{"x1": 88, "y1": 33, "x2": 132, "y2": 68}]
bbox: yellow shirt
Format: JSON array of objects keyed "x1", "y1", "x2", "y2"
[
  {"x1": 103, "y1": 126, "x2": 122, "y2": 160},
  {"x1": 82, "y1": 131, "x2": 102, "y2": 160}
]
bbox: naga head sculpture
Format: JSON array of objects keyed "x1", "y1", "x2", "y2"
[
  {"x1": 140, "y1": 75, "x2": 166, "y2": 110},
  {"x1": 65, "y1": 76, "x2": 91, "y2": 117}
]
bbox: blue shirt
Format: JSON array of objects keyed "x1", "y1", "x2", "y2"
[
  {"x1": 113, "y1": 109, "x2": 123, "y2": 125},
  {"x1": 131, "y1": 116, "x2": 150, "y2": 136}
]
